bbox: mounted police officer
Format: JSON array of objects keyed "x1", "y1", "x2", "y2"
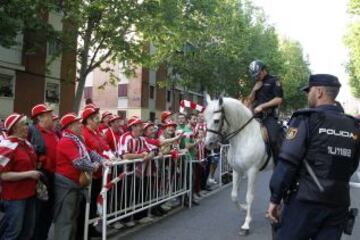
[
  {"x1": 267, "y1": 74, "x2": 360, "y2": 240},
  {"x1": 247, "y1": 60, "x2": 284, "y2": 161}
]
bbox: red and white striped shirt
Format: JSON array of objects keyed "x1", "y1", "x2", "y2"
[
  {"x1": 194, "y1": 122, "x2": 207, "y2": 135},
  {"x1": 0, "y1": 131, "x2": 7, "y2": 143},
  {"x1": 118, "y1": 132, "x2": 149, "y2": 156},
  {"x1": 104, "y1": 128, "x2": 121, "y2": 157},
  {"x1": 143, "y1": 137, "x2": 160, "y2": 151}
]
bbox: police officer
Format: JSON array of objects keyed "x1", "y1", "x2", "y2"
[
  {"x1": 247, "y1": 60, "x2": 284, "y2": 160},
  {"x1": 267, "y1": 74, "x2": 360, "y2": 240}
]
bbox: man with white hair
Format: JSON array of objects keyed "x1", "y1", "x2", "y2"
[{"x1": 29, "y1": 103, "x2": 59, "y2": 240}]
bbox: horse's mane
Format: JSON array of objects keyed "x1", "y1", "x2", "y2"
[{"x1": 222, "y1": 97, "x2": 254, "y2": 128}]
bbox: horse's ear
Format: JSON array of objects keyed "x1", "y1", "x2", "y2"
[
  {"x1": 219, "y1": 96, "x2": 223, "y2": 106},
  {"x1": 205, "y1": 93, "x2": 212, "y2": 104}
]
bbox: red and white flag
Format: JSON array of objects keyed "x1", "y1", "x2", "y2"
[
  {"x1": 97, "y1": 172, "x2": 126, "y2": 216},
  {"x1": 0, "y1": 139, "x2": 19, "y2": 170},
  {"x1": 179, "y1": 100, "x2": 205, "y2": 114}
]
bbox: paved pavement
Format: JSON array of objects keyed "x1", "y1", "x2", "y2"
[
  {"x1": 2, "y1": 171, "x2": 360, "y2": 240},
  {"x1": 111, "y1": 171, "x2": 360, "y2": 240}
]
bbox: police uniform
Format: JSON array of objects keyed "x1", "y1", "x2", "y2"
[
  {"x1": 254, "y1": 74, "x2": 284, "y2": 159},
  {"x1": 269, "y1": 74, "x2": 360, "y2": 240}
]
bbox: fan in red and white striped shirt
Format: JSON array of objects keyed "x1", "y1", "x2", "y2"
[
  {"x1": 194, "y1": 113, "x2": 207, "y2": 136},
  {"x1": 0, "y1": 131, "x2": 7, "y2": 143},
  {"x1": 117, "y1": 117, "x2": 150, "y2": 158},
  {"x1": 118, "y1": 131, "x2": 149, "y2": 156}
]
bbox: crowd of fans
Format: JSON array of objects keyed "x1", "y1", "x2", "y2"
[{"x1": 0, "y1": 100, "x2": 220, "y2": 240}]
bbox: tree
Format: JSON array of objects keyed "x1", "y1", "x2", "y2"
[
  {"x1": 1, "y1": 0, "x2": 309, "y2": 113},
  {"x1": 145, "y1": 0, "x2": 309, "y2": 113},
  {"x1": 63, "y1": 0, "x2": 222, "y2": 112},
  {"x1": 61, "y1": 0, "x2": 153, "y2": 112},
  {"x1": 1, "y1": 0, "x2": 223, "y2": 112},
  {"x1": 278, "y1": 39, "x2": 310, "y2": 112},
  {"x1": 345, "y1": 0, "x2": 360, "y2": 98},
  {"x1": 0, "y1": 0, "x2": 59, "y2": 48}
]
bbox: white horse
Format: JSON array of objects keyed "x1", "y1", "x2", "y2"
[{"x1": 204, "y1": 94, "x2": 274, "y2": 235}]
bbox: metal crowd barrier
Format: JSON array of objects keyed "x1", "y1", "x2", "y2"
[
  {"x1": 83, "y1": 153, "x2": 190, "y2": 240},
  {"x1": 83, "y1": 145, "x2": 233, "y2": 240},
  {"x1": 219, "y1": 144, "x2": 232, "y2": 186}
]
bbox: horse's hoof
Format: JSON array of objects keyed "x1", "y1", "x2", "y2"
[{"x1": 239, "y1": 229, "x2": 250, "y2": 236}]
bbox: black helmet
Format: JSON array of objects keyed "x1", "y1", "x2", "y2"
[{"x1": 249, "y1": 60, "x2": 265, "y2": 80}]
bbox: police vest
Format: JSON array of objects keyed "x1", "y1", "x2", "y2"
[{"x1": 296, "y1": 109, "x2": 360, "y2": 207}]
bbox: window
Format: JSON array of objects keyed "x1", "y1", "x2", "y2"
[
  {"x1": 48, "y1": 39, "x2": 62, "y2": 56},
  {"x1": 118, "y1": 111, "x2": 126, "y2": 119},
  {"x1": 118, "y1": 84, "x2": 128, "y2": 97},
  {"x1": 149, "y1": 85, "x2": 155, "y2": 99},
  {"x1": 45, "y1": 82, "x2": 60, "y2": 103},
  {"x1": 0, "y1": 74, "x2": 14, "y2": 97},
  {"x1": 118, "y1": 62, "x2": 129, "y2": 84},
  {"x1": 149, "y1": 112, "x2": 156, "y2": 122},
  {"x1": 84, "y1": 86, "x2": 93, "y2": 99},
  {"x1": 167, "y1": 90, "x2": 171, "y2": 102}
]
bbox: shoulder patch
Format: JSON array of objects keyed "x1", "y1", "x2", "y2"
[
  {"x1": 276, "y1": 80, "x2": 281, "y2": 87},
  {"x1": 286, "y1": 127, "x2": 298, "y2": 140}
]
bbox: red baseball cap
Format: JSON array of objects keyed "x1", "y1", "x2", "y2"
[
  {"x1": 108, "y1": 115, "x2": 122, "y2": 124},
  {"x1": 101, "y1": 111, "x2": 112, "y2": 121},
  {"x1": 160, "y1": 111, "x2": 173, "y2": 123},
  {"x1": 81, "y1": 107, "x2": 99, "y2": 124},
  {"x1": 60, "y1": 113, "x2": 81, "y2": 130},
  {"x1": 4, "y1": 113, "x2": 26, "y2": 133},
  {"x1": 84, "y1": 103, "x2": 100, "y2": 111},
  {"x1": 143, "y1": 122, "x2": 154, "y2": 131},
  {"x1": 31, "y1": 104, "x2": 53, "y2": 118},
  {"x1": 127, "y1": 117, "x2": 144, "y2": 128}
]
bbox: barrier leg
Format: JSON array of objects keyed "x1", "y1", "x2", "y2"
[
  {"x1": 84, "y1": 185, "x2": 91, "y2": 240},
  {"x1": 102, "y1": 189, "x2": 107, "y2": 240},
  {"x1": 219, "y1": 148, "x2": 223, "y2": 187}
]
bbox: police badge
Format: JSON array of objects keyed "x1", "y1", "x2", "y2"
[{"x1": 286, "y1": 127, "x2": 298, "y2": 140}]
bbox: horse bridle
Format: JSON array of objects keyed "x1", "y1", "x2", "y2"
[{"x1": 207, "y1": 106, "x2": 255, "y2": 143}]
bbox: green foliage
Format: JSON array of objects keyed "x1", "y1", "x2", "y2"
[
  {"x1": 143, "y1": 0, "x2": 310, "y2": 112},
  {"x1": 0, "y1": 0, "x2": 60, "y2": 48},
  {"x1": 278, "y1": 39, "x2": 310, "y2": 111},
  {"x1": 0, "y1": 0, "x2": 310, "y2": 112},
  {"x1": 345, "y1": 0, "x2": 360, "y2": 98}
]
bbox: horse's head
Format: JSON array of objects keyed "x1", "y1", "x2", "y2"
[{"x1": 204, "y1": 94, "x2": 228, "y2": 150}]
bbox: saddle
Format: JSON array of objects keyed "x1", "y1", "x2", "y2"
[
  {"x1": 260, "y1": 124, "x2": 286, "y2": 170},
  {"x1": 261, "y1": 126, "x2": 270, "y2": 143}
]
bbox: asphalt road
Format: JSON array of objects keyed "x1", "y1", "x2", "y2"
[
  {"x1": 112, "y1": 171, "x2": 360, "y2": 240},
  {"x1": 1, "y1": 171, "x2": 360, "y2": 240}
]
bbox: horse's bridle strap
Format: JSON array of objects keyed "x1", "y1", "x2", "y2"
[
  {"x1": 207, "y1": 107, "x2": 255, "y2": 143},
  {"x1": 223, "y1": 116, "x2": 255, "y2": 142}
]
